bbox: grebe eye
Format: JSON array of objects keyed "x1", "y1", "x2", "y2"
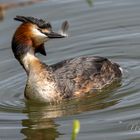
[{"x1": 39, "y1": 23, "x2": 52, "y2": 29}]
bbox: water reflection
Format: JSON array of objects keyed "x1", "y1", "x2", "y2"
[
  {"x1": 21, "y1": 118, "x2": 60, "y2": 140},
  {"x1": 21, "y1": 82, "x2": 120, "y2": 139}
]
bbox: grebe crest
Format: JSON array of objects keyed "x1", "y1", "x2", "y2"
[{"x1": 12, "y1": 16, "x2": 122, "y2": 103}]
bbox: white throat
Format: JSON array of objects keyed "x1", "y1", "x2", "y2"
[{"x1": 22, "y1": 52, "x2": 38, "y2": 72}]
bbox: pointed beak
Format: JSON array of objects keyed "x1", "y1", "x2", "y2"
[{"x1": 45, "y1": 31, "x2": 65, "y2": 39}]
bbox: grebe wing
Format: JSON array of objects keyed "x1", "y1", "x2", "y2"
[
  {"x1": 50, "y1": 56, "x2": 117, "y2": 97},
  {"x1": 51, "y1": 56, "x2": 107, "y2": 72}
]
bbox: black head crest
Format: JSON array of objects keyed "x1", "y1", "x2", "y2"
[{"x1": 14, "y1": 15, "x2": 52, "y2": 29}]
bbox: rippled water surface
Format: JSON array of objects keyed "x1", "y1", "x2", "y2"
[{"x1": 0, "y1": 0, "x2": 140, "y2": 139}]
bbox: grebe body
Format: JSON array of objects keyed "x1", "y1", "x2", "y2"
[{"x1": 12, "y1": 16, "x2": 122, "y2": 102}]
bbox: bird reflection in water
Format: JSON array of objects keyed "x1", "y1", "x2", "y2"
[{"x1": 21, "y1": 81, "x2": 121, "y2": 140}]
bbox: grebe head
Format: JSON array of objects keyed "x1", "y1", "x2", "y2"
[{"x1": 12, "y1": 16, "x2": 65, "y2": 59}]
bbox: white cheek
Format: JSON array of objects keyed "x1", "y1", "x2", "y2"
[
  {"x1": 32, "y1": 28, "x2": 47, "y2": 45},
  {"x1": 32, "y1": 28, "x2": 46, "y2": 38}
]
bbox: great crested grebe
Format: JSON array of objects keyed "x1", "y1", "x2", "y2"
[{"x1": 12, "y1": 16, "x2": 122, "y2": 103}]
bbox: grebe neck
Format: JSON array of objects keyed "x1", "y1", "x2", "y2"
[
  {"x1": 22, "y1": 52, "x2": 40, "y2": 74},
  {"x1": 12, "y1": 38, "x2": 41, "y2": 74}
]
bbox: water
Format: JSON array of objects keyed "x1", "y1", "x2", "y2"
[{"x1": 0, "y1": 0, "x2": 140, "y2": 139}]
